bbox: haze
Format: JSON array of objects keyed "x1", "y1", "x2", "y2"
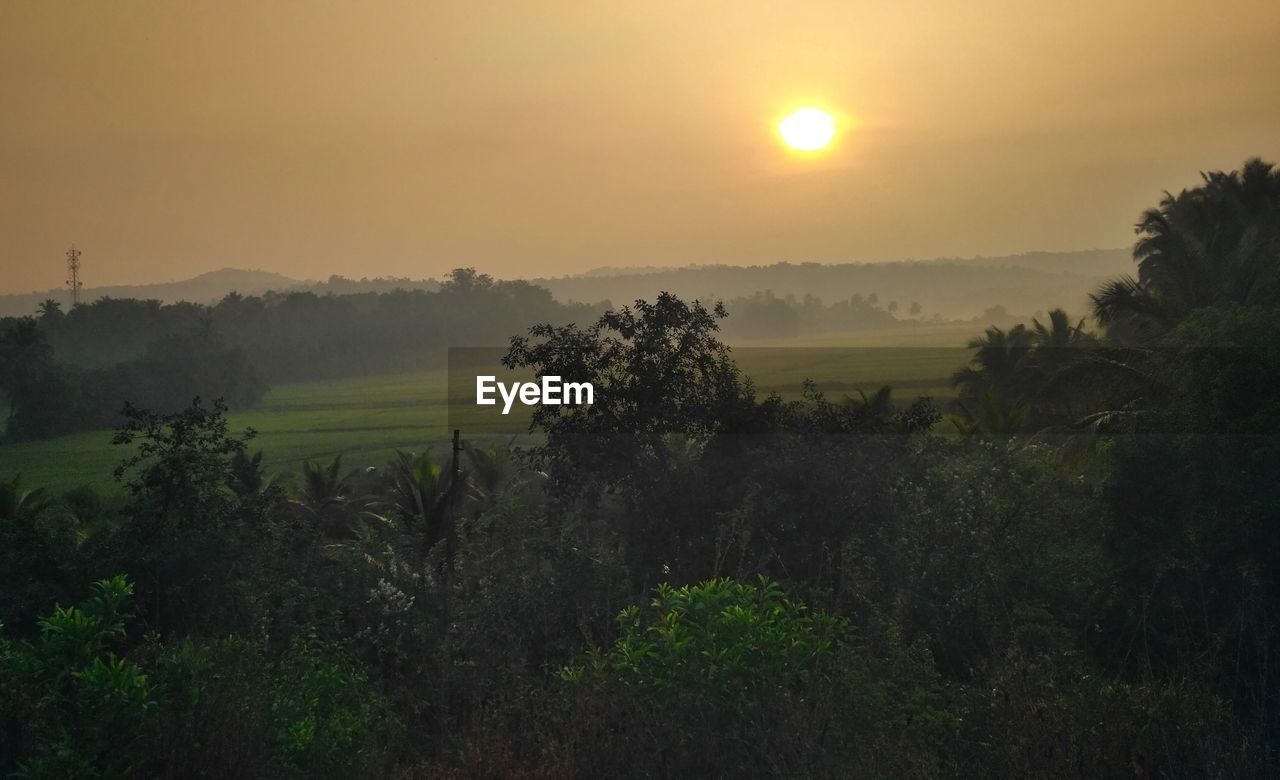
[{"x1": 2, "y1": 0, "x2": 1278, "y2": 294}]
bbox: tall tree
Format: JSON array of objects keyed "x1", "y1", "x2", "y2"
[
  {"x1": 0, "y1": 317, "x2": 74, "y2": 439},
  {"x1": 504, "y1": 293, "x2": 755, "y2": 494}
]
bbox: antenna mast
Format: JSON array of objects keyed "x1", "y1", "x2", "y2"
[{"x1": 66, "y1": 245, "x2": 83, "y2": 307}]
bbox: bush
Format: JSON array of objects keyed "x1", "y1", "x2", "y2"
[
  {"x1": 146, "y1": 633, "x2": 397, "y2": 779},
  {"x1": 0, "y1": 576, "x2": 156, "y2": 779},
  {"x1": 560, "y1": 578, "x2": 950, "y2": 777}
]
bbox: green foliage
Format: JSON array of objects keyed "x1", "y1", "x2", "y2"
[
  {"x1": 561, "y1": 578, "x2": 950, "y2": 777},
  {"x1": 1, "y1": 576, "x2": 156, "y2": 779},
  {"x1": 567, "y1": 578, "x2": 844, "y2": 709},
  {"x1": 110, "y1": 398, "x2": 265, "y2": 634},
  {"x1": 245, "y1": 633, "x2": 395, "y2": 779},
  {"x1": 0, "y1": 475, "x2": 77, "y2": 631},
  {"x1": 381, "y1": 449, "x2": 462, "y2": 552}
]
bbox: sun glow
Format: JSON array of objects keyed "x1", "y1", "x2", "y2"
[{"x1": 778, "y1": 108, "x2": 836, "y2": 152}]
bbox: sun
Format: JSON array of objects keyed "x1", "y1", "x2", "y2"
[{"x1": 778, "y1": 108, "x2": 836, "y2": 152}]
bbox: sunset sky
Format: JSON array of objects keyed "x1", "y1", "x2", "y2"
[{"x1": 2, "y1": 0, "x2": 1278, "y2": 294}]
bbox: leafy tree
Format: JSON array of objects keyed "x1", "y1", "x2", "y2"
[
  {"x1": 110, "y1": 398, "x2": 261, "y2": 634},
  {"x1": 0, "y1": 476, "x2": 77, "y2": 631},
  {"x1": 503, "y1": 293, "x2": 756, "y2": 492},
  {"x1": 0, "y1": 317, "x2": 78, "y2": 440}
]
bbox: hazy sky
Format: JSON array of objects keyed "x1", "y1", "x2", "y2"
[{"x1": 3, "y1": 1, "x2": 1278, "y2": 294}]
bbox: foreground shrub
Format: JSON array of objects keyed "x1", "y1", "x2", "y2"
[
  {"x1": 0, "y1": 576, "x2": 155, "y2": 779},
  {"x1": 559, "y1": 577, "x2": 951, "y2": 777},
  {"x1": 146, "y1": 632, "x2": 397, "y2": 779}
]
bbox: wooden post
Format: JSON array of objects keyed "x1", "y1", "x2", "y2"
[{"x1": 452, "y1": 428, "x2": 461, "y2": 480}]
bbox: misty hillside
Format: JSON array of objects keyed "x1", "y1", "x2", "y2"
[{"x1": 537, "y1": 249, "x2": 1134, "y2": 320}]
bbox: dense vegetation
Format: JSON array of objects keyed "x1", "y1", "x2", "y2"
[{"x1": 1, "y1": 159, "x2": 1278, "y2": 777}]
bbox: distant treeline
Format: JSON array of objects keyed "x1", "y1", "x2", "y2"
[
  {"x1": 717, "y1": 289, "x2": 904, "y2": 339},
  {"x1": 535, "y1": 248, "x2": 1132, "y2": 320},
  {"x1": 0, "y1": 270, "x2": 597, "y2": 440}
]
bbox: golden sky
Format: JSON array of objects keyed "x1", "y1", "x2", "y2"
[{"x1": 2, "y1": 0, "x2": 1278, "y2": 293}]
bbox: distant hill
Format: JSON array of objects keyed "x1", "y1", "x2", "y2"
[
  {"x1": 0, "y1": 268, "x2": 306, "y2": 317},
  {"x1": 534, "y1": 249, "x2": 1134, "y2": 320}
]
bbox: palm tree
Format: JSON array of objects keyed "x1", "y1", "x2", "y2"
[
  {"x1": 228, "y1": 449, "x2": 270, "y2": 498},
  {"x1": 0, "y1": 474, "x2": 54, "y2": 523},
  {"x1": 464, "y1": 441, "x2": 518, "y2": 505},
  {"x1": 951, "y1": 388, "x2": 1029, "y2": 435},
  {"x1": 952, "y1": 309, "x2": 1098, "y2": 432},
  {"x1": 37, "y1": 299, "x2": 63, "y2": 323},
  {"x1": 951, "y1": 324, "x2": 1034, "y2": 403},
  {"x1": 381, "y1": 450, "x2": 462, "y2": 554},
  {"x1": 1093, "y1": 157, "x2": 1280, "y2": 340},
  {"x1": 292, "y1": 454, "x2": 359, "y2": 537}
]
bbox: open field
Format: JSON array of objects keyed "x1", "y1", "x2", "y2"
[
  {"x1": 0, "y1": 346, "x2": 966, "y2": 493},
  {"x1": 0, "y1": 372, "x2": 457, "y2": 493}
]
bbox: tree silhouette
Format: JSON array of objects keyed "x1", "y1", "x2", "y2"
[
  {"x1": 952, "y1": 308, "x2": 1096, "y2": 431},
  {"x1": 37, "y1": 299, "x2": 63, "y2": 323},
  {"x1": 1093, "y1": 157, "x2": 1280, "y2": 340}
]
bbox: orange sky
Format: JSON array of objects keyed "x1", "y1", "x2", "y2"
[{"x1": 2, "y1": 0, "x2": 1278, "y2": 294}]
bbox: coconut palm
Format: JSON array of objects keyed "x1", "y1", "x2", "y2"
[
  {"x1": 0, "y1": 474, "x2": 54, "y2": 523},
  {"x1": 951, "y1": 323, "x2": 1034, "y2": 405},
  {"x1": 292, "y1": 454, "x2": 361, "y2": 537},
  {"x1": 382, "y1": 450, "x2": 463, "y2": 554},
  {"x1": 953, "y1": 309, "x2": 1099, "y2": 432},
  {"x1": 227, "y1": 449, "x2": 271, "y2": 498},
  {"x1": 951, "y1": 388, "x2": 1029, "y2": 435},
  {"x1": 1093, "y1": 157, "x2": 1280, "y2": 340},
  {"x1": 37, "y1": 299, "x2": 63, "y2": 323}
]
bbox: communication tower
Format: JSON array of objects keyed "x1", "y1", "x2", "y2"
[{"x1": 66, "y1": 245, "x2": 83, "y2": 307}]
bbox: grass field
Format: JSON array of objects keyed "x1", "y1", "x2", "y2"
[{"x1": 0, "y1": 343, "x2": 968, "y2": 493}]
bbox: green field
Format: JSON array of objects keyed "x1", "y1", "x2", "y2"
[
  {"x1": 0, "y1": 372, "x2": 458, "y2": 493},
  {"x1": 0, "y1": 345, "x2": 967, "y2": 493}
]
